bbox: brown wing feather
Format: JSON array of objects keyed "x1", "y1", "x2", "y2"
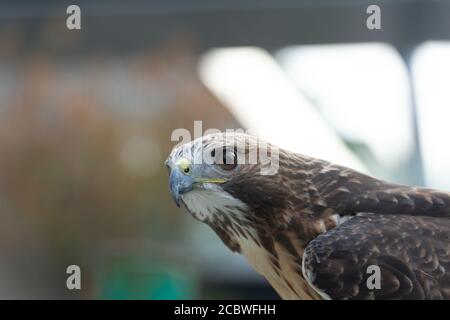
[
  {"x1": 311, "y1": 163, "x2": 450, "y2": 219},
  {"x1": 303, "y1": 214, "x2": 450, "y2": 299}
]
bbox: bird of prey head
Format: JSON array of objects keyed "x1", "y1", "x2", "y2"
[{"x1": 166, "y1": 132, "x2": 450, "y2": 300}]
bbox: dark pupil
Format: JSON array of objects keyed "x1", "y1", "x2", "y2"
[
  {"x1": 221, "y1": 149, "x2": 237, "y2": 170},
  {"x1": 211, "y1": 147, "x2": 237, "y2": 170},
  {"x1": 223, "y1": 152, "x2": 232, "y2": 164}
]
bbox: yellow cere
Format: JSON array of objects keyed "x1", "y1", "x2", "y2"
[
  {"x1": 176, "y1": 157, "x2": 192, "y2": 174},
  {"x1": 176, "y1": 157, "x2": 227, "y2": 183}
]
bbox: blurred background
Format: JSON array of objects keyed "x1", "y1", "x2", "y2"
[{"x1": 0, "y1": 0, "x2": 449, "y2": 299}]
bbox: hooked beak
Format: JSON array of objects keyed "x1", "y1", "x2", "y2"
[{"x1": 169, "y1": 168, "x2": 194, "y2": 207}]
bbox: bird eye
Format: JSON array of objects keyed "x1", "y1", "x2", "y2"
[{"x1": 218, "y1": 148, "x2": 237, "y2": 170}]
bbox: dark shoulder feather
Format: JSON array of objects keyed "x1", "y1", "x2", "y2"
[{"x1": 303, "y1": 214, "x2": 450, "y2": 300}]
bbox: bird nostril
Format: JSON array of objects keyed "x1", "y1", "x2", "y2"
[{"x1": 176, "y1": 157, "x2": 192, "y2": 175}]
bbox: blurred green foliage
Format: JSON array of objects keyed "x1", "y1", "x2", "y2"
[{"x1": 0, "y1": 31, "x2": 239, "y2": 298}]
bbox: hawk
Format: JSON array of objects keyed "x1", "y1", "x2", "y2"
[{"x1": 165, "y1": 132, "x2": 450, "y2": 300}]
